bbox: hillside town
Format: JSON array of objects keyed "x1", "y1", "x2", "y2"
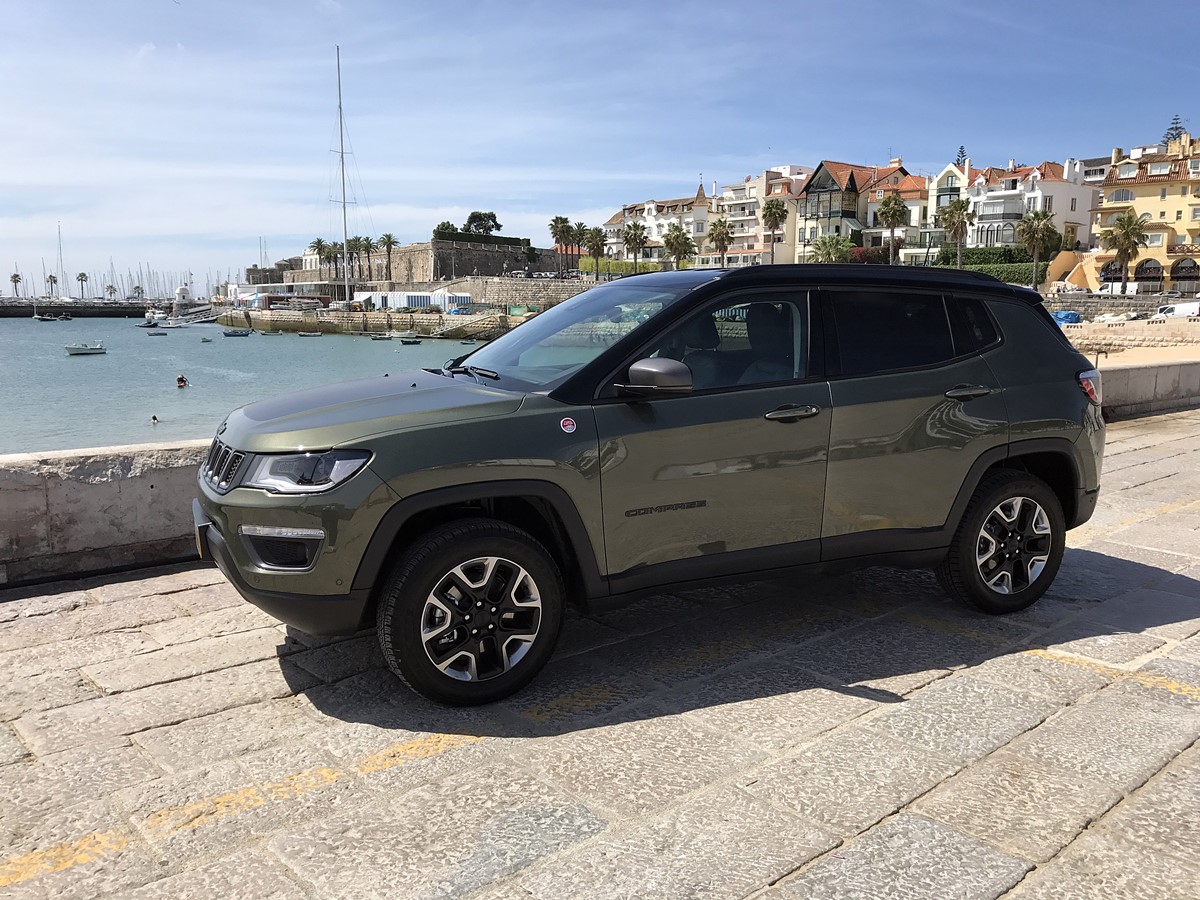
[{"x1": 232, "y1": 118, "x2": 1198, "y2": 303}]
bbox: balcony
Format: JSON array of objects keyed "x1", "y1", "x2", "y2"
[
  {"x1": 1168, "y1": 244, "x2": 1200, "y2": 255},
  {"x1": 976, "y1": 211, "x2": 1024, "y2": 222}
]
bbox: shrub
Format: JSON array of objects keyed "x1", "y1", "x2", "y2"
[
  {"x1": 935, "y1": 246, "x2": 1033, "y2": 266},
  {"x1": 939, "y1": 262, "x2": 1050, "y2": 285},
  {"x1": 848, "y1": 246, "x2": 892, "y2": 265}
]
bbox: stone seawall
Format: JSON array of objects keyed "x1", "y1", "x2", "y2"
[{"x1": 0, "y1": 441, "x2": 209, "y2": 586}]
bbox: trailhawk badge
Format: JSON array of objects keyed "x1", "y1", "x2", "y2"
[{"x1": 559, "y1": 417, "x2": 577, "y2": 434}]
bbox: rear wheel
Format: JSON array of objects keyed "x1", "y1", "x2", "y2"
[
  {"x1": 938, "y1": 471, "x2": 1065, "y2": 614},
  {"x1": 376, "y1": 518, "x2": 564, "y2": 705}
]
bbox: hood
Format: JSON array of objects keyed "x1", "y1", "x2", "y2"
[{"x1": 218, "y1": 369, "x2": 525, "y2": 453}]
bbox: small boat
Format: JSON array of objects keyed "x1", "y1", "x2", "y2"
[
  {"x1": 399, "y1": 338, "x2": 422, "y2": 345},
  {"x1": 135, "y1": 320, "x2": 160, "y2": 328},
  {"x1": 259, "y1": 330, "x2": 283, "y2": 336},
  {"x1": 459, "y1": 338, "x2": 477, "y2": 345},
  {"x1": 65, "y1": 342, "x2": 105, "y2": 356},
  {"x1": 33, "y1": 313, "x2": 58, "y2": 322},
  {"x1": 200, "y1": 337, "x2": 213, "y2": 343},
  {"x1": 57, "y1": 313, "x2": 73, "y2": 321},
  {"x1": 147, "y1": 331, "x2": 167, "y2": 336},
  {"x1": 223, "y1": 329, "x2": 252, "y2": 337},
  {"x1": 370, "y1": 334, "x2": 393, "y2": 341},
  {"x1": 298, "y1": 331, "x2": 323, "y2": 337},
  {"x1": 160, "y1": 321, "x2": 184, "y2": 329}
]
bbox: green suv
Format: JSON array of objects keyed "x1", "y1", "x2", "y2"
[{"x1": 194, "y1": 266, "x2": 1105, "y2": 704}]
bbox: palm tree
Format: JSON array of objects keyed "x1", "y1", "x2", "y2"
[
  {"x1": 662, "y1": 222, "x2": 696, "y2": 271},
  {"x1": 46, "y1": 274, "x2": 58, "y2": 296},
  {"x1": 584, "y1": 227, "x2": 605, "y2": 279},
  {"x1": 810, "y1": 235, "x2": 852, "y2": 263},
  {"x1": 621, "y1": 222, "x2": 648, "y2": 274},
  {"x1": 761, "y1": 199, "x2": 788, "y2": 265},
  {"x1": 549, "y1": 216, "x2": 571, "y2": 277},
  {"x1": 360, "y1": 236, "x2": 377, "y2": 280},
  {"x1": 707, "y1": 218, "x2": 733, "y2": 267},
  {"x1": 76, "y1": 272, "x2": 88, "y2": 299},
  {"x1": 876, "y1": 193, "x2": 910, "y2": 265},
  {"x1": 1100, "y1": 211, "x2": 1150, "y2": 296},
  {"x1": 329, "y1": 242, "x2": 345, "y2": 281},
  {"x1": 1015, "y1": 209, "x2": 1058, "y2": 291},
  {"x1": 9, "y1": 273, "x2": 20, "y2": 298},
  {"x1": 573, "y1": 221, "x2": 587, "y2": 271},
  {"x1": 132, "y1": 284, "x2": 144, "y2": 300},
  {"x1": 377, "y1": 232, "x2": 398, "y2": 283},
  {"x1": 939, "y1": 198, "x2": 974, "y2": 268},
  {"x1": 105, "y1": 284, "x2": 117, "y2": 300},
  {"x1": 308, "y1": 238, "x2": 328, "y2": 278}
]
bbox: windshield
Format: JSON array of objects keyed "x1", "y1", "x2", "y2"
[{"x1": 453, "y1": 274, "x2": 712, "y2": 389}]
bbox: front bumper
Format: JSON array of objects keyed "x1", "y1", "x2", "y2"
[{"x1": 194, "y1": 499, "x2": 371, "y2": 635}]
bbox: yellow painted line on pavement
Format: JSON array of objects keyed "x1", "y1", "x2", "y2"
[
  {"x1": 1024, "y1": 648, "x2": 1200, "y2": 701},
  {"x1": 0, "y1": 732, "x2": 482, "y2": 887},
  {"x1": 0, "y1": 830, "x2": 127, "y2": 888}
]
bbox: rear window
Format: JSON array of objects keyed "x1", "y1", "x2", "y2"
[{"x1": 828, "y1": 290, "x2": 955, "y2": 376}]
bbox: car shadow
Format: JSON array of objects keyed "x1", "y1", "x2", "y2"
[{"x1": 281, "y1": 547, "x2": 1200, "y2": 739}]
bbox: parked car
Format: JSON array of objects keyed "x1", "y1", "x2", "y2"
[
  {"x1": 1154, "y1": 290, "x2": 1183, "y2": 299},
  {"x1": 195, "y1": 266, "x2": 1105, "y2": 705},
  {"x1": 1152, "y1": 301, "x2": 1200, "y2": 319}
]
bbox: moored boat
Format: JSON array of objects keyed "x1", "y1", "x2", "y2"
[
  {"x1": 223, "y1": 329, "x2": 252, "y2": 337},
  {"x1": 298, "y1": 331, "x2": 323, "y2": 337},
  {"x1": 65, "y1": 342, "x2": 105, "y2": 356},
  {"x1": 370, "y1": 334, "x2": 392, "y2": 341},
  {"x1": 399, "y1": 338, "x2": 422, "y2": 345},
  {"x1": 259, "y1": 330, "x2": 283, "y2": 335}
]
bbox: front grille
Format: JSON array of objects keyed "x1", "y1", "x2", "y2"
[
  {"x1": 203, "y1": 438, "x2": 246, "y2": 492},
  {"x1": 251, "y1": 537, "x2": 312, "y2": 568}
]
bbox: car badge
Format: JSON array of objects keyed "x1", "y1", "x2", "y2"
[{"x1": 559, "y1": 417, "x2": 577, "y2": 434}]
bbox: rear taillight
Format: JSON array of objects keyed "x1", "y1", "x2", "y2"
[{"x1": 1078, "y1": 368, "x2": 1102, "y2": 406}]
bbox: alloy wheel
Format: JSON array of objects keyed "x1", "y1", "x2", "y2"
[
  {"x1": 420, "y1": 556, "x2": 542, "y2": 682},
  {"x1": 976, "y1": 496, "x2": 1053, "y2": 595}
]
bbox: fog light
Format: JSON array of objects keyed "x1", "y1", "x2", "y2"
[
  {"x1": 239, "y1": 525, "x2": 326, "y2": 540},
  {"x1": 239, "y1": 525, "x2": 325, "y2": 570}
]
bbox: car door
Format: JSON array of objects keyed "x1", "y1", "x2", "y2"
[
  {"x1": 818, "y1": 286, "x2": 1009, "y2": 555},
  {"x1": 591, "y1": 289, "x2": 832, "y2": 591}
]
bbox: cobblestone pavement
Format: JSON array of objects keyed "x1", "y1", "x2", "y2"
[{"x1": 3, "y1": 411, "x2": 1200, "y2": 899}]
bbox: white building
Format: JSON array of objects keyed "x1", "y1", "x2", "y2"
[
  {"x1": 966, "y1": 159, "x2": 1098, "y2": 251},
  {"x1": 695, "y1": 165, "x2": 813, "y2": 267},
  {"x1": 602, "y1": 185, "x2": 713, "y2": 262}
]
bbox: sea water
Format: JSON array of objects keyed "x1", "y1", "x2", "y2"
[{"x1": 0, "y1": 319, "x2": 479, "y2": 454}]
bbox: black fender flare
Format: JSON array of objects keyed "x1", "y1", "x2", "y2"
[{"x1": 350, "y1": 480, "x2": 607, "y2": 599}]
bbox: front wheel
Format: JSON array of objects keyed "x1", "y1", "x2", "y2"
[
  {"x1": 937, "y1": 471, "x2": 1065, "y2": 614},
  {"x1": 376, "y1": 518, "x2": 564, "y2": 705}
]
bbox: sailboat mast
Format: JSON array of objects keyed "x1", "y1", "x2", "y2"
[{"x1": 337, "y1": 45, "x2": 351, "y2": 307}]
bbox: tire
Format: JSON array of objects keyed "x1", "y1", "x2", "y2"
[
  {"x1": 376, "y1": 518, "x2": 564, "y2": 705},
  {"x1": 937, "y1": 470, "x2": 1065, "y2": 614}
]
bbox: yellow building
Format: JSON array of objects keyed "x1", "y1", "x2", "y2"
[{"x1": 1075, "y1": 134, "x2": 1200, "y2": 293}]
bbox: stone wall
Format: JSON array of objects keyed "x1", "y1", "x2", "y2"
[
  {"x1": 1061, "y1": 318, "x2": 1200, "y2": 353},
  {"x1": 285, "y1": 241, "x2": 562, "y2": 285},
  {"x1": 1101, "y1": 361, "x2": 1200, "y2": 419},
  {"x1": 1044, "y1": 297, "x2": 1164, "y2": 319},
  {"x1": 0, "y1": 441, "x2": 209, "y2": 586}
]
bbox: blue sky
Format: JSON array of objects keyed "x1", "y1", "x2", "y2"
[{"x1": 2, "y1": 0, "x2": 1194, "y2": 290}]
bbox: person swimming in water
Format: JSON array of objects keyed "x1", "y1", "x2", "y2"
[
  {"x1": 151, "y1": 415, "x2": 159, "y2": 425},
  {"x1": 176, "y1": 374, "x2": 189, "y2": 388}
]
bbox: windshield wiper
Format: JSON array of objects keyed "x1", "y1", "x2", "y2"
[{"x1": 446, "y1": 365, "x2": 501, "y2": 382}]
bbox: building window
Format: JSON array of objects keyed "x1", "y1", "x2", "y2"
[
  {"x1": 876, "y1": 189, "x2": 884, "y2": 199},
  {"x1": 1177, "y1": 210, "x2": 1183, "y2": 220},
  {"x1": 1190, "y1": 160, "x2": 1200, "y2": 175},
  {"x1": 1161, "y1": 210, "x2": 1167, "y2": 218},
  {"x1": 1149, "y1": 163, "x2": 1170, "y2": 176},
  {"x1": 1118, "y1": 164, "x2": 1138, "y2": 178},
  {"x1": 1070, "y1": 197, "x2": 1077, "y2": 211},
  {"x1": 1193, "y1": 207, "x2": 1200, "y2": 221},
  {"x1": 1161, "y1": 188, "x2": 1168, "y2": 200},
  {"x1": 1184, "y1": 186, "x2": 1190, "y2": 197},
  {"x1": 946, "y1": 174, "x2": 958, "y2": 187},
  {"x1": 1045, "y1": 196, "x2": 1053, "y2": 213},
  {"x1": 1110, "y1": 189, "x2": 1135, "y2": 202},
  {"x1": 1145, "y1": 233, "x2": 1164, "y2": 247}
]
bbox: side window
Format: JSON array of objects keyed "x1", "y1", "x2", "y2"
[
  {"x1": 952, "y1": 295, "x2": 1001, "y2": 351},
  {"x1": 828, "y1": 290, "x2": 955, "y2": 376},
  {"x1": 645, "y1": 293, "x2": 808, "y2": 391}
]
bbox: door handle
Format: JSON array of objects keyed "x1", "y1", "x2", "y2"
[
  {"x1": 944, "y1": 384, "x2": 993, "y2": 400},
  {"x1": 764, "y1": 404, "x2": 821, "y2": 421}
]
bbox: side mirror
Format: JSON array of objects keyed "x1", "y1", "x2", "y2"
[{"x1": 616, "y1": 358, "x2": 693, "y2": 396}]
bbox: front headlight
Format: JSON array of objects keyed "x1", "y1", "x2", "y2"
[{"x1": 243, "y1": 449, "x2": 371, "y2": 494}]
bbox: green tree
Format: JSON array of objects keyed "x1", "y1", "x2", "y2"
[
  {"x1": 621, "y1": 222, "x2": 648, "y2": 274},
  {"x1": 662, "y1": 222, "x2": 696, "y2": 270},
  {"x1": 1014, "y1": 209, "x2": 1058, "y2": 290},
  {"x1": 359, "y1": 235, "x2": 377, "y2": 280},
  {"x1": 462, "y1": 211, "x2": 501, "y2": 235},
  {"x1": 1100, "y1": 211, "x2": 1150, "y2": 296},
  {"x1": 46, "y1": 274, "x2": 57, "y2": 296},
  {"x1": 105, "y1": 283, "x2": 117, "y2": 299},
  {"x1": 761, "y1": 199, "x2": 789, "y2": 265},
  {"x1": 939, "y1": 198, "x2": 975, "y2": 268},
  {"x1": 584, "y1": 226, "x2": 606, "y2": 279},
  {"x1": 76, "y1": 272, "x2": 88, "y2": 299},
  {"x1": 377, "y1": 232, "x2": 398, "y2": 283},
  {"x1": 573, "y1": 221, "x2": 587, "y2": 271},
  {"x1": 1164, "y1": 114, "x2": 1186, "y2": 145},
  {"x1": 9, "y1": 273, "x2": 20, "y2": 298},
  {"x1": 549, "y1": 216, "x2": 571, "y2": 277},
  {"x1": 810, "y1": 234, "x2": 853, "y2": 263},
  {"x1": 876, "y1": 192, "x2": 910, "y2": 265},
  {"x1": 308, "y1": 237, "x2": 328, "y2": 278},
  {"x1": 706, "y1": 218, "x2": 733, "y2": 267},
  {"x1": 955, "y1": 145, "x2": 967, "y2": 166},
  {"x1": 432, "y1": 221, "x2": 457, "y2": 241},
  {"x1": 132, "y1": 284, "x2": 143, "y2": 300}
]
